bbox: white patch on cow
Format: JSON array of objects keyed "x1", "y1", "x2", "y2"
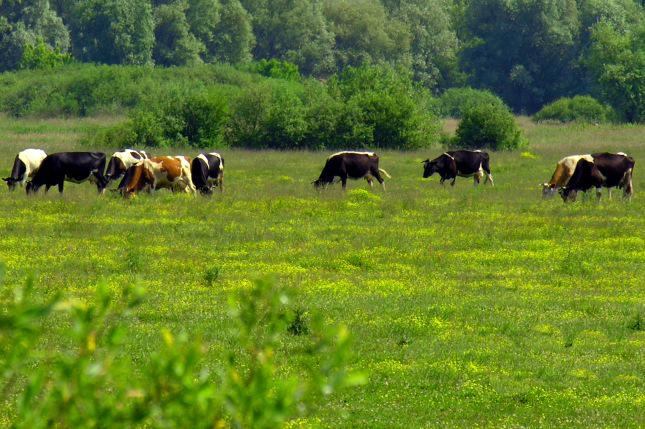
[
  {"x1": 328, "y1": 151, "x2": 375, "y2": 160},
  {"x1": 112, "y1": 149, "x2": 147, "y2": 170},
  {"x1": 197, "y1": 153, "x2": 210, "y2": 168},
  {"x1": 443, "y1": 152, "x2": 455, "y2": 160},
  {"x1": 617, "y1": 152, "x2": 627, "y2": 156},
  {"x1": 17, "y1": 149, "x2": 47, "y2": 185},
  {"x1": 208, "y1": 152, "x2": 223, "y2": 170}
]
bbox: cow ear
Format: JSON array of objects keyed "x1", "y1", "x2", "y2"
[{"x1": 2, "y1": 177, "x2": 11, "y2": 182}]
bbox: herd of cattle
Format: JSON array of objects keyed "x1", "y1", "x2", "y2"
[{"x1": 2, "y1": 148, "x2": 636, "y2": 201}]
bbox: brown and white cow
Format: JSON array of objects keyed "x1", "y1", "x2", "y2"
[
  {"x1": 313, "y1": 151, "x2": 391, "y2": 191},
  {"x1": 542, "y1": 154, "x2": 593, "y2": 198},
  {"x1": 121, "y1": 156, "x2": 195, "y2": 197},
  {"x1": 560, "y1": 152, "x2": 635, "y2": 202}
]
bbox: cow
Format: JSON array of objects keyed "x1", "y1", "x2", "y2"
[
  {"x1": 541, "y1": 154, "x2": 594, "y2": 198},
  {"x1": 560, "y1": 152, "x2": 635, "y2": 202},
  {"x1": 3, "y1": 149, "x2": 47, "y2": 191},
  {"x1": 26, "y1": 152, "x2": 108, "y2": 195},
  {"x1": 191, "y1": 152, "x2": 224, "y2": 195},
  {"x1": 105, "y1": 149, "x2": 149, "y2": 187},
  {"x1": 313, "y1": 151, "x2": 391, "y2": 191},
  {"x1": 422, "y1": 150, "x2": 493, "y2": 186},
  {"x1": 121, "y1": 156, "x2": 195, "y2": 197}
]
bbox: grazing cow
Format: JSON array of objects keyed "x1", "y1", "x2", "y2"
[
  {"x1": 121, "y1": 156, "x2": 195, "y2": 197},
  {"x1": 105, "y1": 149, "x2": 149, "y2": 186},
  {"x1": 191, "y1": 152, "x2": 224, "y2": 195},
  {"x1": 560, "y1": 152, "x2": 635, "y2": 202},
  {"x1": 422, "y1": 150, "x2": 493, "y2": 186},
  {"x1": 541, "y1": 154, "x2": 594, "y2": 198},
  {"x1": 26, "y1": 152, "x2": 107, "y2": 195},
  {"x1": 3, "y1": 149, "x2": 47, "y2": 190},
  {"x1": 313, "y1": 151, "x2": 391, "y2": 190}
]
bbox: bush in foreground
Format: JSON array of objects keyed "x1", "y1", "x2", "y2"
[
  {"x1": 0, "y1": 269, "x2": 364, "y2": 427},
  {"x1": 533, "y1": 95, "x2": 615, "y2": 123},
  {"x1": 453, "y1": 103, "x2": 526, "y2": 150}
]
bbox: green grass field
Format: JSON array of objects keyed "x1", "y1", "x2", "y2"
[{"x1": 0, "y1": 116, "x2": 643, "y2": 427}]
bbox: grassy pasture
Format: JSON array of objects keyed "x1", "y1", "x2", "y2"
[{"x1": 0, "y1": 116, "x2": 644, "y2": 427}]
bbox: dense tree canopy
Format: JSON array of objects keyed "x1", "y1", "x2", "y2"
[{"x1": 1, "y1": 0, "x2": 645, "y2": 120}]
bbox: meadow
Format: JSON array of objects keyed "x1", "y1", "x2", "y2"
[{"x1": 0, "y1": 115, "x2": 643, "y2": 427}]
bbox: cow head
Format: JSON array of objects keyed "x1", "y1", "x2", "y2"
[
  {"x1": 541, "y1": 183, "x2": 557, "y2": 198},
  {"x1": 422, "y1": 159, "x2": 438, "y2": 178},
  {"x1": 25, "y1": 181, "x2": 39, "y2": 195},
  {"x1": 559, "y1": 187, "x2": 577, "y2": 202},
  {"x1": 105, "y1": 157, "x2": 126, "y2": 183},
  {"x1": 3, "y1": 177, "x2": 18, "y2": 191},
  {"x1": 198, "y1": 185, "x2": 214, "y2": 196}
]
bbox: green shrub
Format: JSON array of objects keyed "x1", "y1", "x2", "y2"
[
  {"x1": 453, "y1": 103, "x2": 526, "y2": 150},
  {"x1": 0, "y1": 268, "x2": 365, "y2": 427},
  {"x1": 438, "y1": 87, "x2": 507, "y2": 118},
  {"x1": 97, "y1": 88, "x2": 231, "y2": 148},
  {"x1": 254, "y1": 59, "x2": 301, "y2": 81},
  {"x1": 533, "y1": 95, "x2": 615, "y2": 123}
]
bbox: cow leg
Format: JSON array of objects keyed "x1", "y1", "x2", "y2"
[
  {"x1": 607, "y1": 188, "x2": 612, "y2": 200},
  {"x1": 341, "y1": 174, "x2": 348, "y2": 191},
  {"x1": 595, "y1": 187, "x2": 602, "y2": 201},
  {"x1": 451, "y1": 177, "x2": 456, "y2": 186},
  {"x1": 44, "y1": 185, "x2": 51, "y2": 194},
  {"x1": 439, "y1": 178, "x2": 445, "y2": 186},
  {"x1": 366, "y1": 177, "x2": 374, "y2": 188},
  {"x1": 474, "y1": 174, "x2": 481, "y2": 187},
  {"x1": 485, "y1": 172, "x2": 494, "y2": 186},
  {"x1": 58, "y1": 181, "x2": 64, "y2": 194}
]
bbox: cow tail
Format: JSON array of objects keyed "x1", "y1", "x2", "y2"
[{"x1": 379, "y1": 168, "x2": 392, "y2": 179}]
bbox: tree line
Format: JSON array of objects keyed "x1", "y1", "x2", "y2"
[{"x1": 1, "y1": 0, "x2": 644, "y2": 121}]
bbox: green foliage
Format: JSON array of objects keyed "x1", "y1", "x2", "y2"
[
  {"x1": 587, "y1": 20, "x2": 645, "y2": 123},
  {"x1": 438, "y1": 87, "x2": 507, "y2": 118},
  {"x1": 0, "y1": 63, "x2": 260, "y2": 117},
  {"x1": 323, "y1": 0, "x2": 409, "y2": 71},
  {"x1": 242, "y1": 0, "x2": 335, "y2": 76},
  {"x1": 454, "y1": 103, "x2": 526, "y2": 150},
  {"x1": 0, "y1": 0, "x2": 70, "y2": 72},
  {"x1": 19, "y1": 38, "x2": 72, "y2": 70},
  {"x1": 533, "y1": 95, "x2": 615, "y2": 123},
  {"x1": 70, "y1": 0, "x2": 154, "y2": 65},
  {"x1": 255, "y1": 58, "x2": 301, "y2": 81},
  {"x1": 1, "y1": 272, "x2": 363, "y2": 427},
  {"x1": 460, "y1": 0, "x2": 582, "y2": 114},
  {"x1": 330, "y1": 64, "x2": 440, "y2": 149},
  {"x1": 100, "y1": 88, "x2": 231, "y2": 148},
  {"x1": 206, "y1": 0, "x2": 255, "y2": 64},
  {"x1": 153, "y1": 1, "x2": 204, "y2": 66}
]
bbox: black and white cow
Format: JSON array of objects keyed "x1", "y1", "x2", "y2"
[
  {"x1": 560, "y1": 152, "x2": 635, "y2": 202},
  {"x1": 191, "y1": 152, "x2": 224, "y2": 195},
  {"x1": 422, "y1": 150, "x2": 493, "y2": 186},
  {"x1": 26, "y1": 152, "x2": 108, "y2": 195},
  {"x1": 105, "y1": 149, "x2": 149, "y2": 187},
  {"x1": 313, "y1": 151, "x2": 391, "y2": 190},
  {"x1": 3, "y1": 149, "x2": 47, "y2": 191}
]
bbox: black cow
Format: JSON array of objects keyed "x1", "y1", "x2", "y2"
[
  {"x1": 191, "y1": 152, "x2": 224, "y2": 195},
  {"x1": 26, "y1": 152, "x2": 108, "y2": 195},
  {"x1": 3, "y1": 149, "x2": 47, "y2": 191},
  {"x1": 560, "y1": 152, "x2": 635, "y2": 202},
  {"x1": 313, "y1": 151, "x2": 391, "y2": 190},
  {"x1": 422, "y1": 150, "x2": 493, "y2": 186},
  {"x1": 105, "y1": 149, "x2": 149, "y2": 188}
]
